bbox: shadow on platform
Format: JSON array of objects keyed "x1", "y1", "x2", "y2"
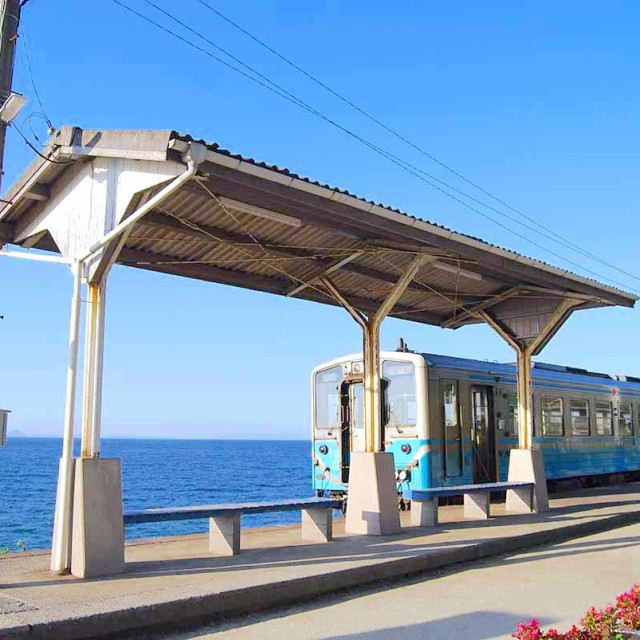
[{"x1": 320, "y1": 611, "x2": 555, "y2": 640}]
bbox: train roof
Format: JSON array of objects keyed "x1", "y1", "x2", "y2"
[{"x1": 422, "y1": 352, "x2": 640, "y2": 393}]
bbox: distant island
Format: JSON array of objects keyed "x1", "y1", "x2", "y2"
[{"x1": 8, "y1": 429, "x2": 28, "y2": 438}]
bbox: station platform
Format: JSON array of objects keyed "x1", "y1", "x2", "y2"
[{"x1": 2, "y1": 484, "x2": 640, "y2": 640}]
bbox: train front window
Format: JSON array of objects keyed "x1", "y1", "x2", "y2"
[
  {"x1": 382, "y1": 361, "x2": 417, "y2": 427},
  {"x1": 570, "y1": 399, "x2": 590, "y2": 436},
  {"x1": 542, "y1": 396, "x2": 564, "y2": 436},
  {"x1": 619, "y1": 402, "x2": 633, "y2": 436},
  {"x1": 352, "y1": 383, "x2": 365, "y2": 430},
  {"x1": 315, "y1": 366, "x2": 342, "y2": 429},
  {"x1": 595, "y1": 401, "x2": 613, "y2": 436}
]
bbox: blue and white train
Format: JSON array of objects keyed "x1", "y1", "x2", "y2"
[{"x1": 311, "y1": 346, "x2": 640, "y2": 496}]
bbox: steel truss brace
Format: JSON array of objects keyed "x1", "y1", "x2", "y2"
[
  {"x1": 321, "y1": 254, "x2": 429, "y2": 453},
  {"x1": 480, "y1": 298, "x2": 581, "y2": 449}
]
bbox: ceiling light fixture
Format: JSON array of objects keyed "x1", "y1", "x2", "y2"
[
  {"x1": 433, "y1": 260, "x2": 483, "y2": 281},
  {"x1": 217, "y1": 196, "x2": 301, "y2": 228}
]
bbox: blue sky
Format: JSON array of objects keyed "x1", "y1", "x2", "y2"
[{"x1": 1, "y1": 0, "x2": 639, "y2": 438}]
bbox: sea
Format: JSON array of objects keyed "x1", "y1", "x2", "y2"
[{"x1": 0, "y1": 438, "x2": 312, "y2": 552}]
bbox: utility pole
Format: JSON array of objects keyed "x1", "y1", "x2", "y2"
[{"x1": 0, "y1": 0, "x2": 21, "y2": 194}]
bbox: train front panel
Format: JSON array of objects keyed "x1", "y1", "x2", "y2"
[{"x1": 311, "y1": 352, "x2": 432, "y2": 496}]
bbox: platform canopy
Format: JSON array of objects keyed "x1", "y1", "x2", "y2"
[
  {"x1": 0, "y1": 126, "x2": 636, "y2": 342},
  {"x1": 2, "y1": 126, "x2": 638, "y2": 575}
]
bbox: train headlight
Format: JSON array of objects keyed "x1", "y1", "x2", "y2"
[
  {"x1": 400, "y1": 443, "x2": 411, "y2": 454},
  {"x1": 319, "y1": 444, "x2": 329, "y2": 455},
  {"x1": 398, "y1": 469, "x2": 408, "y2": 482}
]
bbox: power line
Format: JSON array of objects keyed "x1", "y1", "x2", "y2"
[
  {"x1": 110, "y1": 0, "x2": 640, "y2": 295},
  {"x1": 10, "y1": 121, "x2": 71, "y2": 165},
  {"x1": 112, "y1": 0, "x2": 640, "y2": 294},
  {"x1": 143, "y1": 0, "x2": 632, "y2": 278},
  {"x1": 193, "y1": 0, "x2": 640, "y2": 286},
  {"x1": 19, "y1": 23, "x2": 53, "y2": 130},
  {"x1": 141, "y1": 0, "x2": 570, "y2": 251}
]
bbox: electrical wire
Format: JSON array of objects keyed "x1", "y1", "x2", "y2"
[
  {"x1": 144, "y1": 0, "x2": 637, "y2": 287},
  {"x1": 110, "y1": 0, "x2": 640, "y2": 294},
  {"x1": 194, "y1": 0, "x2": 640, "y2": 286},
  {"x1": 9, "y1": 122, "x2": 72, "y2": 165},
  {"x1": 19, "y1": 23, "x2": 53, "y2": 130},
  {"x1": 141, "y1": 0, "x2": 605, "y2": 263}
]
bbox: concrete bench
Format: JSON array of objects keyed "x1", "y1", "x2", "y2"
[
  {"x1": 124, "y1": 497, "x2": 342, "y2": 556},
  {"x1": 403, "y1": 481, "x2": 535, "y2": 527}
]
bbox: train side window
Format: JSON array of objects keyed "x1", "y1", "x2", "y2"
[
  {"x1": 570, "y1": 398, "x2": 590, "y2": 436},
  {"x1": 314, "y1": 366, "x2": 342, "y2": 429},
  {"x1": 442, "y1": 380, "x2": 463, "y2": 477},
  {"x1": 508, "y1": 394, "x2": 518, "y2": 435},
  {"x1": 382, "y1": 361, "x2": 417, "y2": 427},
  {"x1": 541, "y1": 396, "x2": 564, "y2": 436},
  {"x1": 619, "y1": 402, "x2": 633, "y2": 436},
  {"x1": 595, "y1": 401, "x2": 614, "y2": 436}
]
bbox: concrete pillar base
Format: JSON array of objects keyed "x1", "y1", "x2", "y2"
[
  {"x1": 411, "y1": 499, "x2": 438, "y2": 527},
  {"x1": 464, "y1": 492, "x2": 490, "y2": 519},
  {"x1": 506, "y1": 448, "x2": 549, "y2": 513},
  {"x1": 209, "y1": 514, "x2": 241, "y2": 556},
  {"x1": 345, "y1": 452, "x2": 401, "y2": 535},
  {"x1": 301, "y1": 507, "x2": 333, "y2": 542},
  {"x1": 71, "y1": 458, "x2": 124, "y2": 578}
]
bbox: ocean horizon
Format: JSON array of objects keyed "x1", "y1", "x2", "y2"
[{"x1": 0, "y1": 437, "x2": 313, "y2": 551}]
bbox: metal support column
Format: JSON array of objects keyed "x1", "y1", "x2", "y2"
[
  {"x1": 479, "y1": 297, "x2": 578, "y2": 450},
  {"x1": 50, "y1": 263, "x2": 82, "y2": 573},
  {"x1": 362, "y1": 322, "x2": 381, "y2": 452},
  {"x1": 322, "y1": 254, "x2": 428, "y2": 535},
  {"x1": 90, "y1": 280, "x2": 107, "y2": 457},
  {"x1": 365, "y1": 255, "x2": 428, "y2": 451},
  {"x1": 80, "y1": 280, "x2": 107, "y2": 458},
  {"x1": 322, "y1": 254, "x2": 427, "y2": 453},
  {"x1": 480, "y1": 298, "x2": 580, "y2": 513},
  {"x1": 516, "y1": 349, "x2": 533, "y2": 450}
]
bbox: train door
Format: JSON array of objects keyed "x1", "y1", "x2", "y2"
[
  {"x1": 340, "y1": 378, "x2": 365, "y2": 483},
  {"x1": 470, "y1": 386, "x2": 497, "y2": 483},
  {"x1": 443, "y1": 380, "x2": 463, "y2": 478}
]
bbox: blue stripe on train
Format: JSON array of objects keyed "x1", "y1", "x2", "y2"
[
  {"x1": 313, "y1": 436, "x2": 640, "y2": 494},
  {"x1": 534, "y1": 437, "x2": 640, "y2": 479}
]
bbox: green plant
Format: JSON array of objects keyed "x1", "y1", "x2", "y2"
[{"x1": 0, "y1": 547, "x2": 9, "y2": 555}]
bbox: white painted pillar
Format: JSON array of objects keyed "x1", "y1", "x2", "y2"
[
  {"x1": 50, "y1": 263, "x2": 83, "y2": 573},
  {"x1": 90, "y1": 281, "x2": 107, "y2": 457},
  {"x1": 81, "y1": 280, "x2": 107, "y2": 458}
]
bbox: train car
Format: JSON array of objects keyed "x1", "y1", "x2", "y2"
[{"x1": 311, "y1": 345, "x2": 640, "y2": 497}]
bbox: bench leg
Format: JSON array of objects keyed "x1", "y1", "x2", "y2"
[
  {"x1": 506, "y1": 486, "x2": 534, "y2": 514},
  {"x1": 463, "y1": 491, "x2": 490, "y2": 519},
  {"x1": 209, "y1": 514, "x2": 240, "y2": 556},
  {"x1": 301, "y1": 507, "x2": 333, "y2": 543},
  {"x1": 411, "y1": 499, "x2": 438, "y2": 527}
]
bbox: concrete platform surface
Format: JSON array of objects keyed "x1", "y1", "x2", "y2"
[
  {"x1": 161, "y1": 520, "x2": 640, "y2": 640},
  {"x1": 2, "y1": 484, "x2": 640, "y2": 639}
]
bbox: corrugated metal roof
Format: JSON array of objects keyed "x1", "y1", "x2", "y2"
[
  {"x1": 170, "y1": 131, "x2": 635, "y2": 300},
  {"x1": 0, "y1": 126, "x2": 635, "y2": 334}
]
